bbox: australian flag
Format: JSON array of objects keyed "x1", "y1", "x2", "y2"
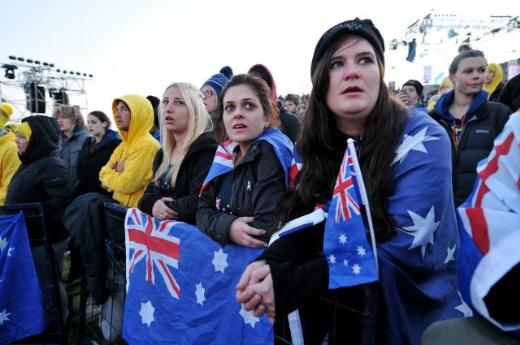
[
  {"x1": 323, "y1": 139, "x2": 378, "y2": 288},
  {"x1": 123, "y1": 208, "x2": 274, "y2": 345},
  {"x1": 0, "y1": 212, "x2": 45, "y2": 344},
  {"x1": 458, "y1": 113, "x2": 520, "y2": 333},
  {"x1": 200, "y1": 128, "x2": 295, "y2": 195}
]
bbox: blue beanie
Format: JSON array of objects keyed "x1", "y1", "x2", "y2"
[{"x1": 202, "y1": 66, "x2": 233, "y2": 98}]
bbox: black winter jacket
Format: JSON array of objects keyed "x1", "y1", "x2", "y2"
[
  {"x1": 76, "y1": 130, "x2": 121, "y2": 196},
  {"x1": 138, "y1": 132, "x2": 218, "y2": 224},
  {"x1": 6, "y1": 116, "x2": 73, "y2": 243},
  {"x1": 279, "y1": 111, "x2": 302, "y2": 143},
  {"x1": 500, "y1": 73, "x2": 520, "y2": 111},
  {"x1": 196, "y1": 140, "x2": 287, "y2": 245},
  {"x1": 430, "y1": 92, "x2": 511, "y2": 206}
]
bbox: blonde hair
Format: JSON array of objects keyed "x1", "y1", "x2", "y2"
[
  {"x1": 154, "y1": 82, "x2": 213, "y2": 187},
  {"x1": 52, "y1": 105, "x2": 85, "y2": 128}
]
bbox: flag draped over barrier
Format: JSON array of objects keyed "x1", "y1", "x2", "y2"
[
  {"x1": 0, "y1": 212, "x2": 45, "y2": 344},
  {"x1": 123, "y1": 208, "x2": 274, "y2": 345}
]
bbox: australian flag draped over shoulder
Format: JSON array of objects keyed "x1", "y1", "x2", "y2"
[
  {"x1": 377, "y1": 109, "x2": 464, "y2": 343},
  {"x1": 323, "y1": 140, "x2": 378, "y2": 288},
  {"x1": 200, "y1": 128, "x2": 295, "y2": 195},
  {"x1": 123, "y1": 208, "x2": 274, "y2": 345},
  {"x1": 0, "y1": 212, "x2": 45, "y2": 344},
  {"x1": 458, "y1": 113, "x2": 520, "y2": 333}
]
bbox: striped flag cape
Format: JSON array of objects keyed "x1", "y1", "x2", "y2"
[{"x1": 458, "y1": 112, "x2": 520, "y2": 333}]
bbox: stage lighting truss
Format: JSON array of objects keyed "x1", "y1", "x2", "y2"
[{"x1": 0, "y1": 56, "x2": 94, "y2": 117}]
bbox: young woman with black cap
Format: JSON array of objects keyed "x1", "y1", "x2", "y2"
[{"x1": 237, "y1": 18, "x2": 461, "y2": 344}]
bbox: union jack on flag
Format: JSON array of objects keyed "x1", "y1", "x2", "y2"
[
  {"x1": 123, "y1": 208, "x2": 274, "y2": 345},
  {"x1": 126, "y1": 208, "x2": 181, "y2": 298},
  {"x1": 200, "y1": 128, "x2": 296, "y2": 196},
  {"x1": 332, "y1": 149, "x2": 360, "y2": 223},
  {"x1": 200, "y1": 140, "x2": 237, "y2": 196}
]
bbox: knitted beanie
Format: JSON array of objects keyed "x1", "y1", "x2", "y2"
[{"x1": 202, "y1": 66, "x2": 233, "y2": 98}]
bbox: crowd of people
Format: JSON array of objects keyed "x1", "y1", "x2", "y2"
[{"x1": 1, "y1": 16, "x2": 519, "y2": 345}]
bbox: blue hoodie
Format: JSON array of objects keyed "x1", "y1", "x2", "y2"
[{"x1": 433, "y1": 90, "x2": 488, "y2": 122}]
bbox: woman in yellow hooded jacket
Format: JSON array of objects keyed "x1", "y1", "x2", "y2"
[
  {"x1": 0, "y1": 103, "x2": 20, "y2": 205},
  {"x1": 483, "y1": 63, "x2": 505, "y2": 102}
]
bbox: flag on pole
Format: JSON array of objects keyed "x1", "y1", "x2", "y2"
[
  {"x1": 323, "y1": 139, "x2": 378, "y2": 288},
  {"x1": 0, "y1": 212, "x2": 45, "y2": 344}
]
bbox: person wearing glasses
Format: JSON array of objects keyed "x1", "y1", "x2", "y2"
[{"x1": 201, "y1": 66, "x2": 233, "y2": 127}]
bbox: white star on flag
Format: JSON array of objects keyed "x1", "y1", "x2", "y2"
[
  {"x1": 356, "y1": 245, "x2": 366, "y2": 257},
  {"x1": 0, "y1": 309, "x2": 10, "y2": 325},
  {"x1": 338, "y1": 233, "x2": 348, "y2": 244},
  {"x1": 393, "y1": 127, "x2": 439, "y2": 165},
  {"x1": 455, "y1": 292, "x2": 473, "y2": 317},
  {"x1": 7, "y1": 247, "x2": 14, "y2": 257},
  {"x1": 328, "y1": 254, "x2": 336, "y2": 264},
  {"x1": 239, "y1": 304, "x2": 260, "y2": 328},
  {"x1": 0, "y1": 237, "x2": 7, "y2": 252},
  {"x1": 140, "y1": 301, "x2": 155, "y2": 327},
  {"x1": 343, "y1": 259, "x2": 349, "y2": 267},
  {"x1": 352, "y1": 264, "x2": 361, "y2": 275},
  {"x1": 212, "y1": 248, "x2": 228, "y2": 273},
  {"x1": 444, "y1": 244, "x2": 456, "y2": 264},
  {"x1": 402, "y1": 206, "x2": 439, "y2": 258},
  {"x1": 195, "y1": 282, "x2": 206, "y2": 306}
]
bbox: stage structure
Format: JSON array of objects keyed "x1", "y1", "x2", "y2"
[
  {"x1": 0, "y1": 55, "x2": 94, "y2": 121},
  {"x1": 386, "y1": 13, "x2": 520, "y2": 88}
]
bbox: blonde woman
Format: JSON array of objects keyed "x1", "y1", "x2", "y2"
[{"x1": 138, "y1": 82, "x2": 217, "y2": 224}]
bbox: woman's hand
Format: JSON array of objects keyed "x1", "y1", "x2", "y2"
[
  {"x1": 229, "y1": 217, "x2": 267, "y2": 248},
  {"x1": 236, "y1": 260, "x2": 276, "y2": 321},
  {"x1": 152, "y1": 197, "x2": 179, "y2": 220}
]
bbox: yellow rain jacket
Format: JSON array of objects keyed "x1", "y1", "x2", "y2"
[
  {"x1": 99, "y1": 95, "x2": 160, "y2": 207},
  {"x1": 483, "y1": 63, "x2": 504, "y2": 100},
  {"x1": 0, "y1": 130, "x2": 21, "y2": 204}
]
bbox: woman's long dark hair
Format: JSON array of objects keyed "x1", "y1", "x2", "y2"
[{"x1": 284, "y1": 36, "x2": 408, "y2": 237}]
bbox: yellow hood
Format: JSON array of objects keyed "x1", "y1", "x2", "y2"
[
  {"x1": 483, "y1": 63, "x2": 504, "y2": 99},
  {"x1": 112, "y1": 94, "x2": 154, "y2": 145}
]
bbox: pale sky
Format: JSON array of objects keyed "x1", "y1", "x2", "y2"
[{"x1": 1, "y1": 0, "x2": 518, "y2": 118}]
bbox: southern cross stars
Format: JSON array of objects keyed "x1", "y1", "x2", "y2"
[
  {"x1": 338, "y1": 233, "x2": 348, "y2": 244},
  {"x1": 402, "y1": 206, "x2": 439, "y2": 258},
  {"x1": 212, "y1": 248, "x2": 228, "y2": 273},
  {"x1": 239, "y1": 304, "x2": 259, "y2": 328},
  {"x1": 140, "y1": 301, "x2": 155, "y2": 327},
  {"x1": 195, "y1": 282, "x2": 206, "y2": 306},
  {"x1": 0, "y1": 237, "x2": 7, "y2": 252},
  {"x1": 0, "y1": 309, "x2": 10, "y2": 325},
  {"x1": 393, "y1": 127, "x2": 439, "y2": 165}
]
